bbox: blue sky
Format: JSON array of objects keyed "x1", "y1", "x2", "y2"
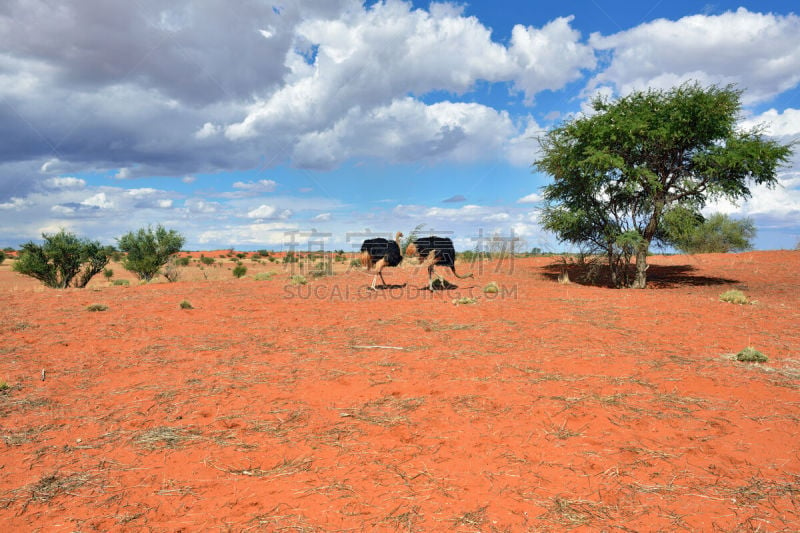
[{"x1": 1, "y1": 0, "x2": 798, "y2": 252}]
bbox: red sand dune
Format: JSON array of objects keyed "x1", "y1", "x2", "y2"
[{"x1": 1, "y1": 251, "x2": 798, "y2": 530}]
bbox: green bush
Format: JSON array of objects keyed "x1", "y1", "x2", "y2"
[
  {"x1": 232, "y1": 264, "x2": 247, "y2": 278},
  {"x1": 176, "y1": 256, "x2": 190, "y2": 266},
  {"x1": 0, "y1": 250, "x2": 5, "y2": 265},
  {"x1": 117, "y1": 225, "x2": 185, "y2": 281},
  {"x1": 290, "y1": 274, "x2": 307, "y2": 285},
  {"x1": 13, "y1": 229, "x2": 113, "y2": 288},
  {"x1": 736, "y1": 346, "x2": 767, "y2": 363},
  {"x1": 113, "y1": 279, "x2": 130, "y2": 286},
  {"x1": 483, "y1": 281, "x2": 499, "y2": 294},
  {"x1": 199, "y1": 255, "x2": 215, "y2": 266},
  {"x1": 103, "y1": 268, "x2": 113, "y2": 280},
  {"x1": 254, "y1": 272, "x2": 277, "y2": 281},
  {"x1": 87, "y1": 304, "x2": 108, "y2": 312},
  {"x1": 179, "y1": 300, "x2": 194, "y2": 309}
]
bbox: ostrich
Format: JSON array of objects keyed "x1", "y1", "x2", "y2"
[
  {"x1": 359, "y1": 232, "x2": 405, "y2": 290},
  {"x1": 405, "y1": 236, "x2": 473, "y2": 290}
]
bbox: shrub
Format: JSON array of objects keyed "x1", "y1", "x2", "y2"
[
  {"x1": 254, "y1": 272, "x2": 277, "y2": 281},
  {"x1": 232, "y1": 264, "x2": 247, "y2": 278},
  {"x1": 0, "y1": 250, "x2": 5, "y2": 265},
  {"x1": 290, "y1": 274, "x2": 307, "y2": 285},
  {"x1": 452, "y1": 297, "x2": 477, "y2": 305},
  {"x1": 103, "y1": 268, "x2": 113, "y2": 280},
  {"x1": 719, "y1": 289, "x2": 750, "y2": 305},
  {"x1": 13, "y1": 229, "x2": 113, "y2": 288},
  {"x1": 176, "y1": 256, "x2": 191, "y2": 266},
  {"x1": 117, "y1": 225, "x2": 185, "y2": 281},
  {"x1": 284, "y1": 252, "x2": 299, "y2": 263},
  {"x1": 736, "y1": 346, "x2": 767, "y2": 363},
  {"x1": 179, "y1": 300, "x2": 193, "y2": 309},
  {"x1": 199, "y1": 255, "x2": 215, "y2": 266},
  {"x1": 483, "y1": 281, "x2": 499, "y2": 294},
  {"x1": 87, "y1": 304, "x2": 108, "y2": 312},
  {"x1": 113, "y1": 279, "x2": 130, "y2": 286}
]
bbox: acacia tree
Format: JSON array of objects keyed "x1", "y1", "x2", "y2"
[
  {"x1": 117, "y1": 225, "x2": 185, "y2": 281},
  {"x1": 13, "y1": 230, "x2": 113, "y2": 288},
  {"x1": 535, "y1": 82, "x2": 793, "y2": 288},
  {"x1": 662, "y1": 210, "x2": 756, "y2": 254}
]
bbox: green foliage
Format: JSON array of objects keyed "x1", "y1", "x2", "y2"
[
  {"x1": 736, "y1": 346, "x2": 767, "y2": 363},
  {"x1": 113, "y1": 279, "x2": 130, "y2": 286},
  {"x1": 232, "y1": 264, "x2": 247, "y2": 278},
  {"x1": 0, "y1": 250, "x2": 5, "y2": 265},
  {"x1": 13, "y1": 229, "x2": 112, "y2": 288},
  {"x1": 199, "y1": 255, "x2": 215, "y2": 265},
  {"x1": 719, "y1": 289, "x2": 750, "y2": 305},
  {"x1": 666, "y1": 213, "x2": 755, "y2": 254},
  {"x1": 283, "y1": 251, "x2": 299, "y2": 263},
  {"x1": 535, "y1": 82, "x2": 793, "y2": 288},
  {"x1": 179, "y1": 300, "x2": 194, "y2": 309},
  {"x1": 176, "y1": 256, "x2": 191, "y2": 266},
  {"x1": 290, "y1": 274, "x2": 307, "y2": 285},
  {"x1": 117, "y1": 225, "x2": 185, "y2": 281},
  {"x1": 103, "y1": 268, "x2": 113, "y2": 280},
  {"x1": 452, "y1": 297, "x2": 477, "y2": 305},
  {"x1": 87, "y1": 304, "x2": 108, "y2": 312},
  {"x1": 254, "y1": 271, "x2": 277, "y2": 281}
]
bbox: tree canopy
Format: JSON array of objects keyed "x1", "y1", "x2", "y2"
[
  {"x1": 535, "y1": 82, "x2": 793, "y2": 288},
  {"x1": 13, "y1": 229, "x2": 113, "y2": 288},
  {"x1": 117, "y1": 225, "x2": 185, "y2": 281}
]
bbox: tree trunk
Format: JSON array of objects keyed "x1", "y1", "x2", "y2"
[{"x1": 632, "y1": 244, "x2": 649, "y2": 289}]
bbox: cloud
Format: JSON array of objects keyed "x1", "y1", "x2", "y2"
[
  {"x1": 739, "y1": 108, "x2": 800, "y2": 137},
  {"x1": 246, "y1": 204, "x2": 292, "y2": 220},
  {"x1": 443, "y1": 195, "x2": 466, "y2": 203},
  {"x1": 44, "y1": 177, "x2": 86, "y2": 189},
  {"x1": 232, "y1": 179, "x2": 278, "y2": 193},
  {"x1": 517, "y1": 193, "x2": 542, "y2": 204},
  {"x1": 588, "y1": 9, "x2": 800, "y2": 104},
  {"x1": 312, "y1": 212, "x2": 331, "y2": 221}
]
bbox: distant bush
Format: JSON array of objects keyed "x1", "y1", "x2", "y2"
[
  {"x1": 179, "y1": 300, "x2": 193, "y2": 309},
  {"x1": 0, "y1": 250, "x2": 5, "y2": 265},
  {"x1": 719, "y1": 289, "x2": 750, "y2": 305},
  {"x1": 176, "y1": 256, "x2": 190, "y2": 266},
  {"x1": 199, "y1": 255, "x2": 214, "y2": 266},
  {"x1": 103, "y1": 268, "x2": 113, "y2": 280},
  {"x1": 284, "y1": 252, "x2": 299, "y2": 264},
  {"x1": 254, "y1": 272, "x2": 277, "y2": 281},
  {"x1": 87, "y1": 304, "x2": 108, "y2": 312},
  {"x1": 452, "y1": 297, "x2": 477, "y2": 305},
  {"x1": 736, "y1": 346, "x2": 767, "y2": 363},
  {"x1": 14, "y1": 229, "x2": 113, "y2": 288},
  {"x1": 665, "y1": 212, "x2": 756, "y2": 254},
  {"x1": 117, "y1": 225, "x2": 185, "y2": 282},
  {"x1": 290, "y1": 274, "x2": 307, "y2": 285},
  {"x1": 113, "y1": 279, "x2": 130, "y2": 286},
  {"x1": 232, "y1": 264, "x2": 247, "y2": 278}
]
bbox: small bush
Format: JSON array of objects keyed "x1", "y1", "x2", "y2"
[
  {"x1": 113, "y1": 279, "x2": 130, "y2": 286},
  {"x1": 0, "y1": 250, "x2": 5, "y2": 265},
  {"x1": 290, "y1": 274, "x2": 307, "y2": 285},
  {"x1": 452, "y1": 297, "x2": 477, "y2": 305},
  {"x1": 719, "y1": 289, "x2": 749, "y2": 305},
  {"x1": 233, "y1": 264, "x2": 247, "y2": 278},
  {"x1": 199, "y1": 255, "x2": 215, "y2": 266},
  {"x1": 103, "y1": 268, "x2": 113, "y2": 280},
  {"x1": 483, "y1": 281, "x2": 499, "y2": 294},
  {"x1": 179, "y1": 300, "x2": 194, "y2": 309},
  {"x1": 87, "y1": 304, "x2": 108, "y2": 312},
  {"x1": 735, "y1": 346, "x2": 767, "y2": 363},
  {"x1": 0, "y1": 381, "x2": 9, "y2": 392},
  {"x1": 176, "y1": 256, "x2": 191, "y2": 266},
  {"x1": 254, "y1": 272, "x2": 277, "y2": 281},
  {"x1": 117, "y1": 225, "x2": 185, "y2": 281}
]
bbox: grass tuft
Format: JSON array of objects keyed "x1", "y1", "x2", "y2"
[
  {"x1": 179, "y1": 300, "x2": 194, "y2": 309},
  {"x1": 87, "y1": 304, "x2": 108, "y2": 312},
  {"x1": 719, "y1": 289, "x2": 750, "y2": 304}
]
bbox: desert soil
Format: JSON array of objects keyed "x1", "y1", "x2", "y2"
[{"x1": 1, "y1": 251, "x2": 798, "y2": 531}]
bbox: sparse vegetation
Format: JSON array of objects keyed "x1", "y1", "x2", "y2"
[
  {"x1": 254, "y1": 272, "x2": 277, "y2": 281},
  {"x1": 199, "y1": 255, "x2": 215, "y2": 266},
  {"x1": 452, "y1": 297, "x2": 477, "y2": 305},
  {"x1": 0, "y1": 250, "x2": 5, "y2": 265},
  {"x1": 13, "y1": 230, "x2": 113, "y2": 288},
  {"x1": 117, "y1": 225, "x2": 185, "y2": 281},
  {"x1": 736, "y1": 346, "x2": 768, "y2": 363},
  {"x1": 87, "y1": 304, "x2": 108, "y2": 312},
  {"x1": 113, "y1": 279, "x2": 130, "y2": 286},
  {"x1": 180, "y1": 300, "x2": 194, "y2": 309},
  {"x1": 103, "y1": 268, "x2": 113, "y2": 280},
  {"x1": 290, "y1": 274, "x2": 307, "y2": 285}
]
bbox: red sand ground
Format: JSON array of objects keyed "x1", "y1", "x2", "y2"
[{"x1": 1, "y1": 251, "x2": 798, "y2": 531}]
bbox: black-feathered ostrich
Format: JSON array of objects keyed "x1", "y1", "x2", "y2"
[
  {"x1": 359, "y1": 232, "x2": 405, "y2": 290},
  {"x1": 405, "y1": 236, "x2": 473, "y2": 290}
]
